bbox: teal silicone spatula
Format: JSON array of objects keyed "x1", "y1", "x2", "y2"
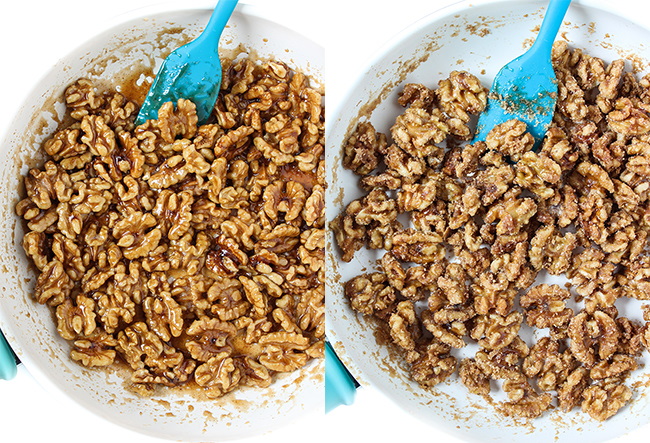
[
  {"x1": 473, "y1": 0, "x2": 572, "y2": 144},
  {"x1": 135, "y1": 0, "x2": 238, "y2": 125}
]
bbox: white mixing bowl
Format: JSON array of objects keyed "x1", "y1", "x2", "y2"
[
  {"x1": 326, "y1": 1, "x2": 650, "y2": 441},
  {"x1": 0, "y1": 3, "x2": 323, "y2": 441}
]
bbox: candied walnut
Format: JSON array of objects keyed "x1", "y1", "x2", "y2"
[
  {"x1": 151, "y1": 190, "x2": 193, "y2": 241},
  {"x1": 485, "y1": 119, "x2": 534, "y2": 160},
  {"x1": 451, "y1": 141, "x2": 487, "y2": 178},
  {"x1": 484, "y1": 190, "x2": 537, "y2": 237},
  {"x1": 131, "y1": 348, "x2": 196, "y2": 387},
  {"x1": 391, "y1": 107, "x2": 449, "y2": 157},
  {"x1": 472, "y1": 271, "x2": 517, "y2": 316},
  {"x1": 397, "y1": 177, "x2": 439, "y2": 212},
  {"x1": 95, "y1": 287, "x2": 136, "y2": 334},
  {"x1": 556, "y1": 69, "x2": 589, "y2": 122},
  {"x1": 616, "y1": 317, "x2": 644, "y2": 357},
  {"x1": 142, "y1": 291, "x2": 184, "y2": 342},
  {"x1": 294, "y1": 286, "x2": 325, "y2": 337},
  {"x1": 331, "y1": 208, "x2": 366, "y2": 262},
  {"x1": 116, "y1": 322, "x2": 165, "y2": 370},
  {"x1": 410, "y1": 342, "x2": 457, "y2": 387},
  {"x1": 65, "y1": 78, "x2": 105, "y2": 119},
  {"x1": 43, "y1": 127, "x2": 87, "y2": 161},
  {"x1": 156, "y1": 99, "x2": 198, "y2": 142},
  {"x1": 568, "y1": 310, "x2": 620, "y2": 367},
  {"x1": 557, "y1": 367, "x2": 589, "y2": 412},
  {"x1": 388, "y1": 301, "x2": 420, "y2": 351},
  {"x1": 380, "y1": 252, "x2": 406, "y2": 291},
  {"x1": 576, "y1": 162, "x2": 615, "y2": 193},
  {"x1": 436, "y1": 263, "x2": 469, "y2": 305},
  {"x1": 529, "y1": 224, "x2": 576, "y2": 275},
  {"x1": 344, "y1": 273, "x2": 396, "y2": 318},
  {"x1": 80, "y1": 114, "x2": 117, "y2": 158},
  {"x1": 412, "y1": 200, "x2": 447, "y2": 235},
  {"x1": 582, "y1": 383, "x2": 632, "y2": 421},
  {"x1": 391, "y1": 228, "x2": 444, "y2": 264},
  {"x1": 23, "y1": 161, "x2": 73, "y2": 210},
  {"x1": 22, "y1": 231, "x2": 49, "y2": 271},
  {"x1": 70, "y1": 331, "x2": 117, "y2": 367},
  {"x1": 535, "y1": 184, "x2": 579, "y2": 228},
  {"x1": 239, "y1": 276, "x2": 270, "y2": 319},
  {"x1": 353, "y1": 189, "x2": 398, "y2": 226},
  {"x1": 342, "y1": 122, "x2": 387, "y2": 175},
  {"x1": 55, "y1": 295, "x2": 96, "y2": 340},
  {"x1": 590, "y1": 354, "x2": 638, "y2": 380},
  {"x1": 258, "y1": 332, "x2": 309, "y2": 372},
  {"x1": 522, "y1": 337, "x2": 574, "y2": 391},
  {"x1": 608, "y1": 97, "x2": 650, "y2": 136},
  {"x1": 205, "y1": 235, "x2": 249, "y2": 277},
  {"x1": 34, "y1": 259, "x2": 74, "y2": 306},
  {"x1": 621, "y1": 255, "x2": 650, "y2": 301},
  {"x1": 498, "y1": 386, "x2": 553, "y2": 419},
  {"x1": 194, "y1": 352, "x2": 241, "y2": 398},
  {"x1": 520, "y1": 284, "x2": 573, "y2": 329},
  {"x1": 263, "y1": 180, "x2": 307, "y2": 222},
  {"x1": 236, "y1": 356, "x2": 272, "y2": 389},
  {"x1": 303, "y1": 185, "x2": 325, "y2": 228},
  {"x1": 402, "y1": 261, "x2": 446, "y2": 301},
  {"x1": 471, "y1": 312, "x2": 523, "y2": 351},
  {"x1": 514, "y1": 151, "x2": 562, "y2": 199},
  {"x1": 474, "y1": 336, "x2": 529, "y2": 379},
  {"x1": 472, "y1": 165, "x2": 515, "y2": 206},
  {"x1": 383, "y1": 143, "x2": 427, "y2": 183},
  {"x1": 422, "y1": 306, "x2": 471, "y2": 349},
  {"x1": 540, "y1": 127, "x2": 579, "y2": 171},
  {"x1": 398, "y1": 83, "x2": 436, "y2": 110},
  {"x1": 459, "y1": 358, "x2": 491, "y2": 396},
  {"x1": 360, "y1": 171, "x2": 402, "y2": 190},
  {"x1": 186, "y1": 318, "x2": 237, "y2": 362},
  {"x1": 489, "y1": 242, "x2": 536, "y2": 289},
  {"x1": 436, "y1": 71, "x2": 487, "y2": 122},
  {"x1": 569, "y1": 248, "x2": 614, "y2": 297}
]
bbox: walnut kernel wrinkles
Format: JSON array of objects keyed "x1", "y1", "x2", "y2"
[
  {"x1": 19, "y1": 56, "x2": 324, "y2": 397},
  {"x1": 336, "y1": 44, "x2": 650, "y2": 421}
]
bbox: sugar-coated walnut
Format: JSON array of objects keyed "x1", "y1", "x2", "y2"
[
  {"x1": 581, "y1": 383, "x2": 632, "y2": 421},
  {"x1": 520, "y1": 284, "x2": 573, "y2": 329},
  {"x1": 459, "y1": 358, "x2": 491, "y2": 396},
  {"x1": 344, "y1": 273, "x2": 396, "y2": 318},
  {"x1": 342, "y1": 122, "x2": 387, "y2": 175},
  {"x1": 409, "y1": 342, "x2": 457, "y2": 387},
  {"x1": 194, "y1": 352, "x2": 241, "y2": 398}
]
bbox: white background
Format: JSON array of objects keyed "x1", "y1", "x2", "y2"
[{"x1": 1, "y1": 0, "x2": 650, "y2": 442}]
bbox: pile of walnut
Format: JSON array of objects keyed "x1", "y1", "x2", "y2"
[
  {"x1": 17, "y1": 56, "x2": 324, "y2": 398},
  {"x1": 333, "y1": 41, "x2": 650, "y2": 421}
]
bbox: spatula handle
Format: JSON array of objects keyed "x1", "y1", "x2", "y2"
[
  {"x1": 530, "y1": 0, "x2": 572, "y2": 58},
  {"x1": 0, "y1": 329, "x2": 17, "y2": 380},
  {"x1": 196, "y1": 0, "x2": 239, "y2": 47}
]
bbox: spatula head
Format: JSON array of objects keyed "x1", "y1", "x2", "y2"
[
  {"x1": 473, "y1": 53, "x2": 558, "y2": 144},
  {"x1": 135, "y1": 42, "x2": 222, "y2": 126}
]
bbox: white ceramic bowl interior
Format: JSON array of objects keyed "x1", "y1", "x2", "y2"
[
  {"x1": 0, "y1": 3, "x2": 323, "y2": 442},
  {"x1": 326, "y1": 1, "x2": 650, "y2": 442}
]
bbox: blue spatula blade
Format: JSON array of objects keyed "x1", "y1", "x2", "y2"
[{"x1": 135, "y1": 0, "x2": 238, "y2": 126}]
